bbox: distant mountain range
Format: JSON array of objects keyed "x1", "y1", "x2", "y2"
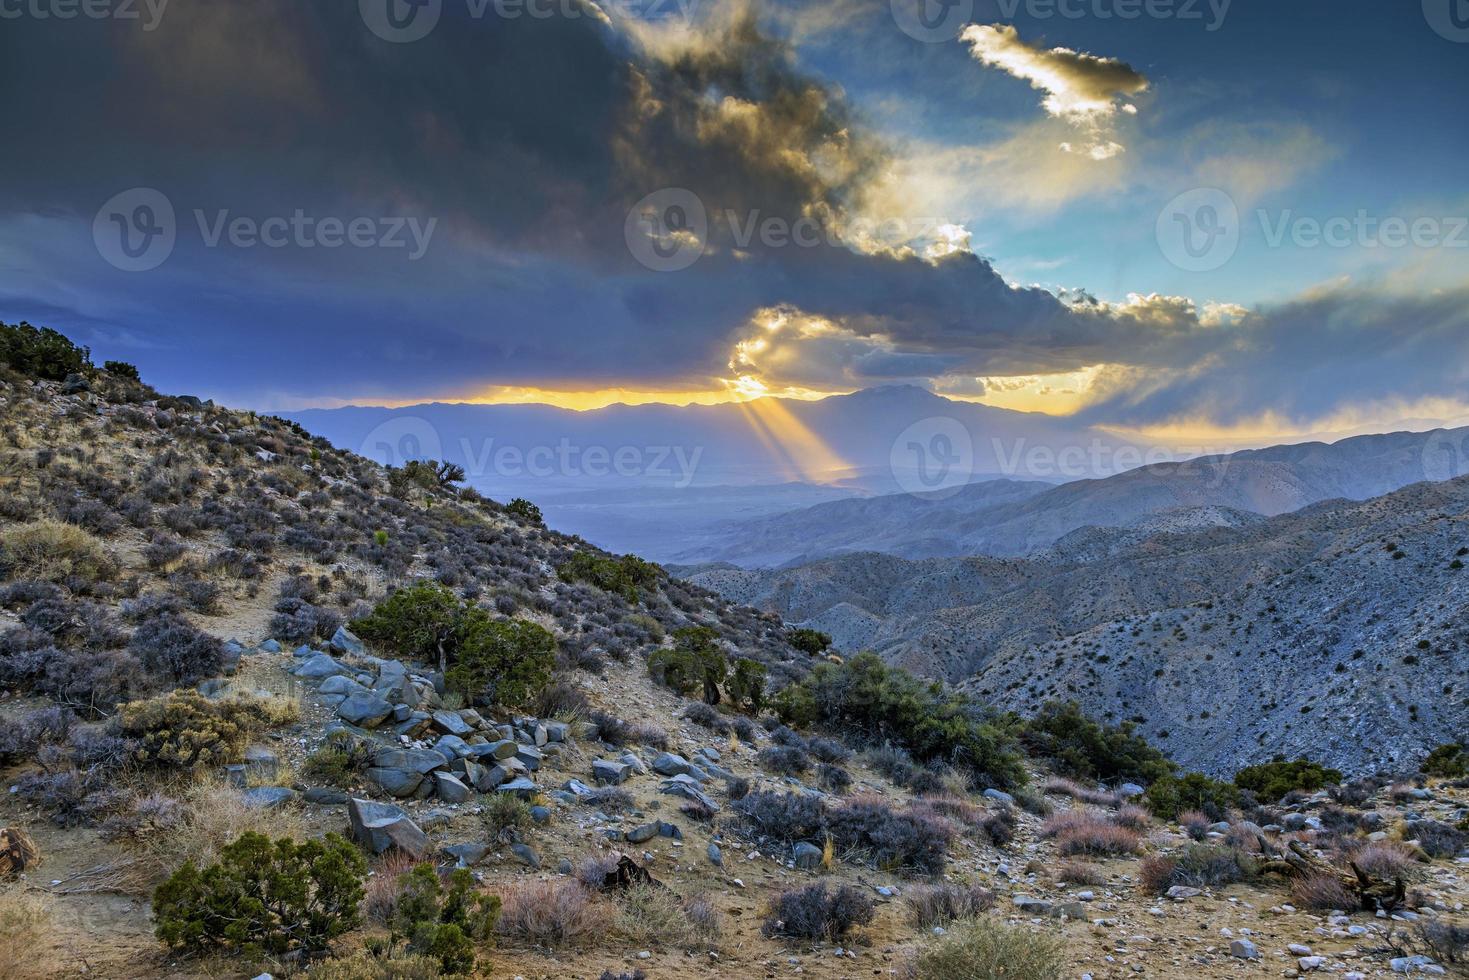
[
  {"x1": 674, "y1": 425, "x2": 1469, "y2": 566},
  {"x1": 289, "y1": 386, "x2": 1153, "y2": 556}
]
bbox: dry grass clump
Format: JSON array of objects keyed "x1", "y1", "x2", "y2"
[
  {"x1": 906, "y1": 919, "x2": 1065, "y2": 980},
  {"x1": 306, "y1": 951, "x2": 444, "y2": 979},
  {"x1": 118, "y1": 779, "x2": 306, "y2": 890},
  {"x1": 1113, "y1": 804, "x2": 1152, "y2": 832},
  {"x1": 905, "y1": 882, "x2": 996, "y2": 928},
  {"x1": 496, "y1": 879, "x2": 610, "y2": 946},
  {"x1": 1290, "y1": 872, "x2": 1357, "y2": 911},
  {"x1": 1042, "y1": 811, "x2": 1141, "y2": 856},
  {"x1": 1139, "y1": 844, "x2": 1257, "y2": 895},
  {"x1": 1178, "y1": 809, "x2": 1211, "y2": 840},
  {"x1": 914, "y1": 794, "x2": 985, "y2": 828},
  {"x1": 0, "y1": 888, "x2": 63, "y2": 978},
  {"x1": 1056, "y1": 859, "x2": 1106, "y2": 886},
  {"x1": 613, "y1": 883, "x2": 723, "y2": 950},
  {"x1": 1042, "y1": 777, "x2": 1122, "y2": 808},
  {"x1": 1342, "y1": 840, "x2": 1423, "y2": 880},
  {"x1": 0, "y1": 519, "x2": 114, "y2": 583}
]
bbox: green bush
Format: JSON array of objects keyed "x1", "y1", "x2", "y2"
[
  {"x1": 1018, "y1": 701, "x2": 1173, "y2": 784},
  {"x1": 0, "y1": 321, "x2": 92, "y2": 380},
  {"x1": 773, "y1": 652, "x2": 1026, "y2": 791},
  {"x1": 505, "y1": 498, "x2": 543, "y2": 526},
  {"x1": 1233, "y1": 758, "x2": 1342, "y2": 802},
  {"x1": 648, "y1": 626, "x2": 727, "y2": 704},
  {"x1": 1422, "y1": 743, "x2": 1467, "y2": 779},
  {"x1": 352, "y1": 582, "x2": 463, "y2": 669},
  {"x1": 444, "y1": 611, "x2": 555, "y2": 709},
  {"x1": 1144, "y1": 771, "x2": 1238, "y2": 821},
  {"x1": 726, "y1": 657, "x2": 767, "y2": 713},
  {"x1": 152, "y1": 831, "x2": 366, "y2": 957},
  {"x1": 103, "y1": 359, "x2": 141, "y2": 381},
  {"x1": 557, "y1": 551, "x2": 662, "y2": 603},
  {"x1": 390, "y1": 865, "x2": 499, "y2": 975},
  {"x1": 910, "y1": 919, "x2": 1065, "y2": 980},
  {"x1": 788, "y1": 628, "x2": 832, "y2": 656}
]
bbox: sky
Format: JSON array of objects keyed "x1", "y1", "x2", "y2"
[{"x1": 1, "y1": 0, "x2": 1466, "y2": 443}]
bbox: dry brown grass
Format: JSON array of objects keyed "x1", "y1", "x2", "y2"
[
  {"x1": 1343, "y1": 840, "x2": 1423, "y2": 880},
  {"x1": 0, "y1": 518, "x2": 113, "y2": 582},
  {"x1": 1056, "y1": 859, "x2": 1106, "y2": 885},
  {"x1": 613, "y1": 883, "x2": 722, "y2": 950},
  {"x1": 1042, "y1": 811, "x2": 1141, "y2": 856},
  {"x1": 364, "y1": 850, "x2": 426, "y2": 926},
  {"x1": 1290, "y1": 872, "x2": 1357, "y2": 911},
  {"x1": 1042, "y1": 777, "x2": 1123, "y2": 808},
  {"x1": 496, "y1": 879, "x2": 612, "y2": 947},
  {"x1": 0, "y1": 888, "x2": 63, "y2": 979}
]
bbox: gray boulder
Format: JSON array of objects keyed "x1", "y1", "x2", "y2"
[
  {"x1": 330, "y1": 626, "x2": 366, "y2": 656},
  {"x1": 627, "y1": 823, "x2": 659, "y2": 844},
  {"x1": 652, "y1": 753, "x2": 695, "y2": 777},
  {"x1": 433, "y1": 772, "x2": 473, "y2": 803},
  {"x1": 294, "y1": 654, "x2": 348, "y2": 679},
  {"x1": 444, "y1": 842, "x2": 490, "y2": 865},
  {"x1": 337, "y1": 692, "x2": 394, "y2": 727},
  {"x1": 432, "y1": 711, "x2": 474, "y2": 737},
  {"x1": 347, "y1": 798, "x2": 429, "y2": 857},
  {"x1": 374, "y1": 748, "x2": 449, "y2": 774},
  {"x1": 367, "y1": 767, "x2": 424, "y2": 798},
  {"x1": 592, "y1": 759, "x2": 632, "y2": 785},
  {"x1": 793, "y1": 842, "x2": 824, "y2": 869},
  {"x1": 241, "y1": 787, "x2": 295, "y2": 809},
  {"x1": 318, "y1": 675, "x2": 368, "y2": 697},
  {"x1": 497, "y1": 777, "x2": 537, "y2": 798}
]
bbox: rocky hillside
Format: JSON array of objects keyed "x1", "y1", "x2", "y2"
[
  {"x1": 0, "y1": 341, "x2": 1466, "y2": 980},
  {"x1": 677, "y1": 426, "x2": 1469, "y2": 566},
  {"x1": 682, "y1": 479, "x2": 1469, "y2": 775}
]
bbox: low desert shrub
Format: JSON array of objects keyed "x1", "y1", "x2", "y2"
[
  {"x1": 980, "y1": 807, "x2": 1017, "y2": 846},
  {"x1": 127, "y1": 612, "x2": 225, "y2": 685},
  {"x1": 613, "y1": 884, "x2": 722, "y2": 950},
  {"x1": 905, "y1": 883, "x2": 995, "y2": 928},
  {"x1": 0, "y1": 519, "x2": 113, "y2": 583},
  {"x1": 1344, "y1": 841, "x2": 1421, "y2": 880},
  {"x1": 1291, "y1": 872, "x2": 1357, "y2": 911},
  {"x1": 495, "y1": 879, "x2": 608, "y2": 946},
  {"x1": 1056, "y1": 859, "x2": 1106, "y2": 885},
  {"x1": 1234, "y1": 758, "x2": 1342, "y2": 802},
  {"x1": 1019, "y1": 701, "x2": 1172, "y2": 784},
  {"x1": 1143, "y1": 772, "x2": 1238, "y2": 821},
  {"x1": 758, "y1": 745, "x2": 810, "y2": 776},
  {"x1": 828, "y1": 797, "x2": 955, "y2": 877},
  {"x1": 1179, "y1": 809, "x2": 1211, "y2": 841},
  {"x1": 908, "y1": 919, "x2": 1065, "y2": 980},
  {"x1": 582, "y1": 787, "x2": 634, "y2": 814},
  {"x1": 733, "y1": 791, "x2": 826, "y2": 844},
  {"x1": 389, "y1": 864, "x2": 500, "y2": 975},
  {"x1": 1421, "y1": 743, "x2": 1467, "y2": 779},
  {"x1": 809, "y1": 737, "x2": 852, "y2": 765},
  {"x1": 1411, "y1": 820, "x2": 1467, "y2": 858},
  {"x1": 306, "y1": 951, "x2": 445, "y2": 980},
  {"x1": 761, "y1": 882, "x2": 874, "y2": 942},
  {"x1": 682, "y1": 701, "x2": 731, "y2": 734},
  {"x1": 817, "y1": 763, "x2": 852, "y2": 793},
  {"x1": 117, "y1": 691, "x2": 296, "y2": 770},
  {"x1": 1142, "y1": 844, "x2": 1256, "y2": 893},
  {"x1": 152, "y1": 831, "x2": 366, "y2": 957},
  {"x1": 482, "y1": 794, "x2": 532, "y2": 844}
]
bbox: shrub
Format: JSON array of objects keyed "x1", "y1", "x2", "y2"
[
  {"x1": 302, "y1": 731, "x2": 373, "y2": 786},
  {"x1": 103, "y1": 359, "x2": 141, "y2": 381},
  {"x1": 1234, "y1": 758, "x2": 1342, "y2": 802},
  {"x1": 787, "y1": 628, "x2": 831, "y2": 655},
  {"x1": 495, "y1": 879, "x2": 608, "y2": 947},
  {"x1": 1056, "y1": 860, "x2": 1106, "y2": 886},
  {"x1": 118, "y1": 691, "x2": 295, "y2": 770},
  {"x1": 582, "y1": 787, "x2": 634, "y2": 814},
  {"x1": 909, "y1": 919, "x2": 1065, "y2": 980},
  {"x1": 1422, "y1": 743, "x2": 1467, "y2": 779},
  {"x1": 557, "y1": 551, "x2": 662, "y2": 604},
  {"x1": 1141, "y1": 844, "x2": 1256, "y2": 894},
  {"x1": 444, "y1": 612, "x2": 555, "y2": 709},
  {"x1": 905, "y1": 883, "x2": 995, "y2": 928},
  {"x1": 648, "y1": 627, "x2": 726, "y2": 704},
  {"x1": 1144, "y1": 772, "x2": 1238, "y2": 821},
  {"x1": 761, "y1": 882, "x2": 874, "y2": 941},
  {"x1": 758, "y1": 745, "x2": 811, "y2": 776},
  {"x1": 734, "y1": 792, "x2": 826, "y2": 844},
  {"x1": 726, "y1": 657, "x2": 767, "y2": 713},
  {"x1": 307, "y1": 951, "x2": 445, "y2": 980},
  {"x1": 1344, "y1": 841, "x2": 1420, "y2": 880},
  {"x1": 1041, "y1": 812, "x2": 1140, "y2": 857},
  {"x1": 482, "y1": 793, "x2": 532, "y2": 844},
  {"x1": 0, "y1": 519, "x2": 113, "y2": 583},
  {"x1": 612, "y1": 883, "x2": 721, "y2": 950},
  {"x1": 1113, "y1": 804, "x2": 1151, "y2": 832},
  {"x1": 152, "y1": 831, "x2": 366, "y2": 956},
  {"x1": 352, "y1": 582, "x2": 463, "y2": 668},
  {"x1": 390, "y1": 864, "x2": 500, "y2": 975},
  {"x1": 127, "y1": 612, "x2": 225, "y2": 684},
  {"x1": 1179, "y1": 809, "x2": 1210, "y2": 841},
  {"x1": 980, "y1": 808, "x2": 1017, "y2": 846},
  {"x1": 1291, "y1": 872, "x2": 1357, "y2": 911},
  {"x1": 505, "y1": 498, "x2": 543, "y2": 526},
  {"x1": 682, "y1": 701, "x2": 731, "y2": 734},
  {"x1": 0, "y1": 321, "x2": 92, "y2": 380},
  {"x1": 1019, "y1": 701, "x2": 1173, "y2": 784},
  {"x1": 775, "y1": 653, "x2": 1026, "y2": 791},
  {"x1": 1411, "y1": 820, "x2": 1467, "y2": 858},
  {"x1": 809, "y1": 737, "x2": 852, "y2": 765},
  {"x1": 828, "y1": 797, "x2": 955, "y2": 876},
  {"x1": 817, "y1": 763, "x2": 852, "y2": 793}
]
